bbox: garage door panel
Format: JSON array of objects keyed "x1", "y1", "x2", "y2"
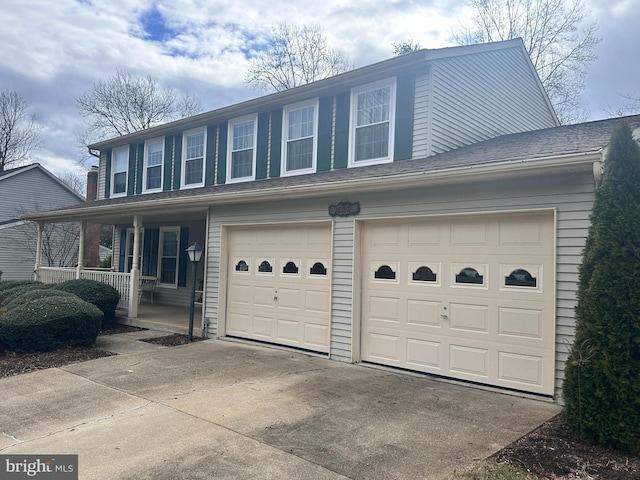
[
  {"x1": 448, "y1": 303, "x2": 489, "y2": 333},
  {"x1": 406, "y1": 339, "x2": 441, "y2": 369},
  {"x1": 498, "y1": 352, "x2": 543, "y2": 388},
  {"x1": 449, "y1": 345, "x2": 489, "y2": 377},
  {"x1": 407, "y1": 299, "x2": 441, "y2": 327},
  {"x1": 361, "y1": 211, "x2": 555, "y2": 396},
  {"x1": 226, "y1": 224, "x2": 332, "y2": 353}
]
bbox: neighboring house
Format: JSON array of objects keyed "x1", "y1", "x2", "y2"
[
  {"x1": 28, "y1": 38, "x2": 639, "y2": 403},
  {"x1": 0, "y1": 164, "x2": 84, "y2": 280}
]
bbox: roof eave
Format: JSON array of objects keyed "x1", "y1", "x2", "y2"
[{"x1": 24, "y1": 150, "x2": 600, "y2": 224}]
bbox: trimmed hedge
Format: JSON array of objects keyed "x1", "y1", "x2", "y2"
[
  {"x1": 0, "y1": 296, "x2": 103, "y2": 352},
  {"x1": 0, "y1": 283, "x2": 52, "y2": 306},
  {"x1": 53, "y1": 279, "x2": 120, "y2": 324},
  {"x1": 0, "y1": 280, "x2": 43, "y2": 293},
  {"x1": 3, "y1": 289, "x2": 78, "y2": 311}
]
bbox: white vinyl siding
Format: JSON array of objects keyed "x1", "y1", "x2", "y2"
[
  {"x1": 143, "y1": 138, "x2": 164, "y2": 193},
  {"x1": 111, "y1": 146, "x2": 129, "y2": 197},
  {"x1": 429, "y1": 46, "x2": 557, "y2": 155},
  {"x1": 182, "y1": 129, "x2": 206, "y2": 188},
  {"x1": 227, "y1": 115, "x2": 257, "y2": 183},
  {"x1": 282, "y1": 100, "x2": 318, "y2": 175},
  {"x1": 349, "y1": 78, "x2": 396, "y2": 167}
]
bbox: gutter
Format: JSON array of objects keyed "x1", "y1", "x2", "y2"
[{"x1": 24, "y1": 150, "x2": 601, "y2": 223}]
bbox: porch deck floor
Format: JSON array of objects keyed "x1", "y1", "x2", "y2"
[{"x1": 115, "y1": 303, "x2": 205, "y2": 337}]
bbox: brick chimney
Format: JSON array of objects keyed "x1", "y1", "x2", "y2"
[{"x1": 84, "y1": 166, "x2": 101, "y2": 267}]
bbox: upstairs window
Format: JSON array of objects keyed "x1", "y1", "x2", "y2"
[
  {"x1": 227, "y1": 115, "x2": 257, "y2": 182},
  {"x1": 282, "y1": 100, "x2": 317, "y2": 175},
  {"x1": 143, "y1": 138, "x2": 164, "y2": 192},
  {"x1": 111, "y1": 146, "x2": 129, "y2": 197},
  {"x1": 349, "y1": 79, "x2": 395, "y2": 167},
  {"x1": 182, "y1": 129, "x2": 205, "y2": 188}
]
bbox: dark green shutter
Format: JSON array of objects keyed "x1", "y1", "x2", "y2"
[
  {"x1": 118, "y1": 229, "x2": 126, "y2": 273},
  {"x1": 173, "y1": 134, "x2": 182, "y2": 190},
  {"x1": 177, "y1": 227, "x2": 190, "y2": 287},
  {"x1": 127, "y1": 145, "x2": 136, "y2": 195},
  {"x1": 269, "y1": 109, "x2": 282, "y2": 178},
  {"x1": 104, "y1": 150, "x2": 111, "y2": 198},
  {"x1": 142, "y1": 228, "x2": 159, "y2": 277},
  {"x1": 135, "y1": 142, "x2": 144, "y2": 193},
  {"x1": 317, "y1": 96, "x2": 333, "y2": 171},
  {"x1": 216, "y1": 122, "x2": 228, "y2": 184},
  {"x1": 256, "y1": 113, "x2": 269, "y2": 179},
  {"x1": 334, "y1": 92, "x2": 350, "y2": 169},
  {"x1": 163, "y1": 136, "x2": 173, "y2": 191},
  {"x1": 205, "y1": 125, "x2": 217, "y2": 186},
  {"x1": 394, "y1": 74, "x2": 415, "y2": 161}
]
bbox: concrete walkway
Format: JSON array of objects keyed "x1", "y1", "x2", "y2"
[{"x1": 1, "y1": 333, "x2": 560, "y2": 479}]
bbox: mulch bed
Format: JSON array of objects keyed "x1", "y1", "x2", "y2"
[
  {"x1": 494, "y1": 412, "x2": 640, "y2": 479},
  {"x1": 140, "y1": 333, "x2": 206, "y2": 347}
]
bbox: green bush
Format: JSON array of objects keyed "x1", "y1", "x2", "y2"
[
  {"x1": 0, "y1": 282, "x2": 49, "y2": 306},
  {"x1": 3, "y1": 289, "x2": 78, "y2": 311},
  {"x1": 0, "y1": 296, "x2": 103, "y2": 352},
  {"x1": 0, "y1": 280, "x2": 42, "y2": 292},
  {"x1": 53, "y1": 279, "x2": 120, "y2": 323},
  {"x1": 563, "y1": 122, "x2": 640, "y2": 455},
  {"x1": 99, "y1": 255, "x2": 112, "y2": 269}
]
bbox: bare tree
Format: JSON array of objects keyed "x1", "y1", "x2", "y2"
[
  {"x1": 76, "y1": 69, "x2": 202, "y2": 143},
  {"x1": 245, "y1": 23, "x2": 352, "y2": 92},
  {"x1": 393, "y1": 40, "x2": 422, "y2": 56},
  {"x1": 452, "y1": 0, "x2": 601, "y2": 124},
  {"x1": 0, "y1": 90, "x2": 42, "y2": 172}
]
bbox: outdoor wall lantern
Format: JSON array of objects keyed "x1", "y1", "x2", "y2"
[{"x1": 186, "y1": 243, "x2": 203, "y2": 341}]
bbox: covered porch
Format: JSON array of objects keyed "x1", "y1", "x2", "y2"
[{"x1": 29, "y1": 202, "x2": 209, "y2": 336}]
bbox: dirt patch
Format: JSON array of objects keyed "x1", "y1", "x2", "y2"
[
  {"x1": 494, "y1": 413, "x2": 640, "y2": 479},
  {"x1": 140, "y1": 333, "x2": 206, "y2": 347},
  {"x1": 0, "y1": 347, "x2": 115, "y2": 377}
]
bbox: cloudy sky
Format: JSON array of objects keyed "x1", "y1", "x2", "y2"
[{"x1": 1, "y1": 0, "x2": 639, "y2": 179}]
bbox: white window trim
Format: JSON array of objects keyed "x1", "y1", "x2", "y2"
[
  {"x1": 226, "y1": 114, "x2": 258, "y2": 184},
  {"x1": 124, "y1": 227, "x2": 144, "y2": 273},
  {"x1": 142, "y1": 137, "x2": 164, "y2": 194},
  {"x1": 157, "y1": 226, "x2": 181, "y2": 288},
  {"x1": 281, "y1": 99, "x2": 318, "y2": 176},
  {"x1": 348, "y1": 77, "x2": 396, "y2": 168},
  {"x1": 111, "y1": 146, "x2": 129, "y2": 198},
  {"x1": 181, "y1": 127, "x2": 207, "y2": 189}
]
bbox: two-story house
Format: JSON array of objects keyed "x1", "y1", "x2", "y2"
[{"x1": 27, "y1": 38, "x2": 640, "y2": 402}]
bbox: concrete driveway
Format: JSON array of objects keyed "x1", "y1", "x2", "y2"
[{"x1": 0, "y1": 332, "x2": 560, "y2": 479}]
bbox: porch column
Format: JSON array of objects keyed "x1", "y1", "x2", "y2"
[
  {"x1": 77, "y1": 220, "x2": 86, "y2": 279},
  {"x1": 128, "y1": 215, "x2": 142, "y2": 318},
  {"x1": 34, "y1": 221, "x2": 43, "y2": 280}
]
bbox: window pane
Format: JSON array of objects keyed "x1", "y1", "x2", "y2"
[
  {"x1": 233, "y1": 122, "x2": 254, "y2": 151},
  {"x1": 162, "y1": 231, "x2": 178, "y2": 256},
  {"x1": 357, "y1": 87, "x2": 390, "y2": 126},
  {"x1": 160, "y1": 258, "x2": 177, "y2": 284},
  {"x1": 146, "y1": 165, "x2": 162, "y2": 190},
  {"x1": 231, "y1": 150, "x2": 253, "y2": 178},
  {"x1": 147, "y1": 142, "x2": 163, "y2": 166},
  {"x1": 184, "y1": 158, "x2": 203, "y2": 185},
  {"x1": 288, "y1": 106, "x2": 314, "y2": 140},
  {"x1": 114, "y1": 149, "x2": 128, "y2": 172},
  {"x1": 286, "y1": 137, "x2": 313, "y2": 171},
  {"x1": 114, "y1": 171, "x2": 127, "y2": 193},
  {"x1": 355, "y1": 123, "x2": 389, "y2": 161},
  {"x1": 186, "y1": 133, "x2": 204, "y2": 160}
]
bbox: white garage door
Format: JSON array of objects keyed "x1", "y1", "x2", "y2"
[
  {"x1": 226, "y1": 223, "x2": 332, "y2": 353},
  {"x1": 360, "y1": 210, "x2": 555, "y2": 395}
]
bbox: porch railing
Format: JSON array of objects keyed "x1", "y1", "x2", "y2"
[{"x1": 37, "y1": 267, "x2": 133, "y2": 311}]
